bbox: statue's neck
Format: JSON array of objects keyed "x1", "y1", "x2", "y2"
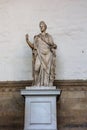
[{"x1": 41, "y1": 31, "x2": 46, "y2": 36}]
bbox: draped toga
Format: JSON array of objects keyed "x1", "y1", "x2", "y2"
[{"x1": 32, "y1": 33, "x2": 56, "y2": 86}]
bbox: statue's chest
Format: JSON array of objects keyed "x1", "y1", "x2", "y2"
[{"x1": 40, "y1": 35, "x2": 49, "y2": 43}]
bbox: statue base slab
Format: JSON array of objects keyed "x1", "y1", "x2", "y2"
[{"x1": 21, "y1": 86, "x2": 61, "y2": 130}]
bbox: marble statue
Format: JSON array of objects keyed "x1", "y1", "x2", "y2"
[{"x1": 25, "y1": 21, "x2": 57, "y2": 86}]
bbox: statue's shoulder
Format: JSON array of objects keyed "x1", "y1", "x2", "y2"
[
  {"x1": 46, "y1": 33, "x2": 52, "y2": 38},
  {"x1": 34, "y1": 34, "x2": 40, "y2": 39},
  {"x1": 46, "y1": 33, "x2": 53, "y2": 41},
  {"x1": 34, "y1": 33, "x2": 52, "y2": 39}
]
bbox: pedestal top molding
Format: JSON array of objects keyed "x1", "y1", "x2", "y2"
[{"x1": 21, "y1": 86, "x2": 61, "y2": 96}]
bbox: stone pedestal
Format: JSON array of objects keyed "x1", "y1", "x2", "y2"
[{"x1": 21, "y1": 87, "x2": 60, "y2": 130}]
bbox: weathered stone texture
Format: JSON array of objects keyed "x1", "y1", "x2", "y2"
[{"x1": 0, "y1": 80, "x2": 87, "y2": 130}]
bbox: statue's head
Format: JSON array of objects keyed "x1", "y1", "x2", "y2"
[{"x1": 39, "y1": 21, "x2": 47, "y2": 32}]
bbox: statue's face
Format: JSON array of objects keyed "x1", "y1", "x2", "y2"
[{"x1": 39, "y1": 23, "x2": 46, "y2": 32}]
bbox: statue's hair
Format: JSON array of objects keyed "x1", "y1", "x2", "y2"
[{"x1": 39, "y1": 21, "x2": 47, "y2": 30}]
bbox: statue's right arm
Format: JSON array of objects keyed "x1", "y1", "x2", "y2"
[{"x1": 25, "y1": 34, "x2": 34, "y2": 49}]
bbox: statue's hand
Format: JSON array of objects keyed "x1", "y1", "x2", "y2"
[{"x1": 25, "y1": 34, "x2": 29, "y2": 43}]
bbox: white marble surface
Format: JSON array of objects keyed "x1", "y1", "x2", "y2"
[
  {"x1": 21, "y1": 87, "x2": 60, "y2": 130},
  {"x1": 30, "y1": 102, "x2": 51, "y2": 124},
  {"x1": 26, "y1": 86, "x2": 56, "y2": 89},
  {"x1": 21, "y1": 86, "x2": 60, "y2": 96}
]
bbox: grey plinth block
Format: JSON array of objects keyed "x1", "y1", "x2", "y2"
[{"x1": 21, "y1": 86, "x2": 61, "y2": 130}]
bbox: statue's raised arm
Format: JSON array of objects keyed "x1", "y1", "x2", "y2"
[{"x1": 25, "y1": 34, "x2": 34, "y2": 49}]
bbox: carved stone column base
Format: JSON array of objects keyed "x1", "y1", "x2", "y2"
[{"x1": 21, "y1": 86, "x2": 61, "y2": 130}]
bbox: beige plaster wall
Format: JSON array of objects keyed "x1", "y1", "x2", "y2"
[{"x1": 0, "y1": 0, "x2": 87, "y2": 80}]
